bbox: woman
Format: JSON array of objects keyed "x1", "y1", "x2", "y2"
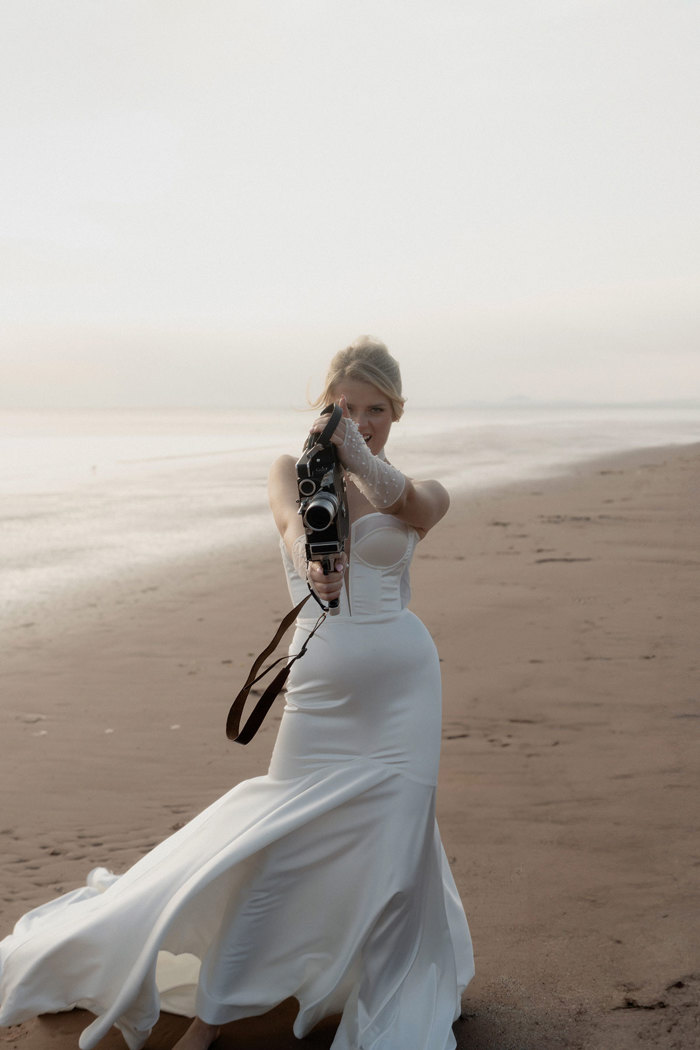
[{"x1": 0, "y1": 337, "x2": 474, "y2": 1050}]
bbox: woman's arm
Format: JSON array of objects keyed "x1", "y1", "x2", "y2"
[
  {"x1": 307, "y1": 403, "x2": 450, "y2": 540},
  {"x1": 268, "y1": 455, "x2": 346, "y2": 604},
  {"x1": 268, "y1": 454, "x2": 304, "y2": 557},
  {"x1": 382, "y1": 476, "x2": 450, "y2": 539}
]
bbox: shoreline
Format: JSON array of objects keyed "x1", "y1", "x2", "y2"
[
  {"x1": 2, "y1": 437, "x2": 696, "y2": 639},
  {"x1": 1, "y1": 440, "x2": 699, "y2": 1049},
  {"x1": 2, "y1": 410, "x2": 699, "y2": 631}
]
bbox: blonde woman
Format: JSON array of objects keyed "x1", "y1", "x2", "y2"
[{"x1": 0, "y1": 338, "x2": 473, "y2": 1050}]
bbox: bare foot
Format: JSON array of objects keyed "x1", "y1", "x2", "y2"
[{"x1": 172, "y1": 1016, "x2": 221, "y2": 1049}]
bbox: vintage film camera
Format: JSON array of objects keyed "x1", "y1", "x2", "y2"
[{"x1": 295, "y1": 404, "x2": 349, "y2": 611}]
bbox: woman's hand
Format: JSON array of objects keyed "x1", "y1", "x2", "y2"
[
  {"x1": 307, "y1": 552, "x2": 347, "y2": 604},
  {"x1": 308, "y1": 395, "x2": 351, "y2": 449},
  {"x1": 309, "y1": 396, "x2": 379, "y2": 476}
]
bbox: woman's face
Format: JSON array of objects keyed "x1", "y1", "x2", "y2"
[{"x1": 331, "y1": 378, "x2": 394, "y2": 457}]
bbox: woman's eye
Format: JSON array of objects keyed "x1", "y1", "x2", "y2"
[{"x1": 370, "y1": 405, "x2": 386, "y2": 414}]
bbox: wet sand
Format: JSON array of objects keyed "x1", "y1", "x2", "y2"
[{"x1": 1, "y1": 442, "x2": 699, "y2": 1049}]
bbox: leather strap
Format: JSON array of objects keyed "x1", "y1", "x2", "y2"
[
  {"x1": 226, "y1": 594, "x2": 327, "y2": 744},
  {"x1": 308, "y1": 402, "x2": 342, "y2": 449},
  {"x1": 228, "y1": 404, "x2": 341, "y2": 744}
]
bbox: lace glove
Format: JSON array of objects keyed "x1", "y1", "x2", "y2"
[
  {"x1": 291, "y1": 533, "x2": 309, "y2": 581},
  {"x1": 340, "y1": 418, "x2": 406, "y2": 509}
]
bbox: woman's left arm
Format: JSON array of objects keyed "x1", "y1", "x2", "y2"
[
  {"x1": 382, "y1": 476, "x2": 450, "y2": 539},
  {"x1": 308, "y1": 399, "x2": 450, "y2": 539}
]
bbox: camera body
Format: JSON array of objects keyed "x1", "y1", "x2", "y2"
[{"x1": 295, "y1": 406, "x2": 349, "y2": 605}]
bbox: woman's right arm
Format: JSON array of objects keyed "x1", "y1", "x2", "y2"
[
  {"x1": 268, "y1": 455, "x2": 346, "y2": 604},
  {"x1": 268, "y1": 454, "x2": 304, "y2": 558}
]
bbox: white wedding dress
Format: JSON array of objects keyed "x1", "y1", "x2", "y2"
[{"x1": 0, "y1": 512, "x2": 474, "y2": 1050}]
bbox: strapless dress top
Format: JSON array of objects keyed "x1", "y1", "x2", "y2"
[{"x1": 281, "y1": 512, "x2": 419, "y2": 621}]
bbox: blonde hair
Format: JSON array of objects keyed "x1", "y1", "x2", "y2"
[{"x1": 312, "y1": 336, "x2": 405, "y2": 421}]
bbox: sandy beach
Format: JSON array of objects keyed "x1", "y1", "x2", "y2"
[{"x1": 1, "y1": 442, "x2": 698, "y2": 1050}]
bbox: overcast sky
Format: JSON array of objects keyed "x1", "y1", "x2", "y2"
[{"x1": 2, "y1": 0, "x2": 698, "y2": 408}]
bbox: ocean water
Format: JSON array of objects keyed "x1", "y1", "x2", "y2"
[{"x1": 1, "y1": 404, "x2": 698, "y2": 623}]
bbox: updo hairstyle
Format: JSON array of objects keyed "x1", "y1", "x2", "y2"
[{"x1": 313, "y1": 336, "x2": 405, "y2": 421}]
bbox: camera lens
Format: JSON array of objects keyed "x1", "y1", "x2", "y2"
[
  {"x1": 298, "y1": 478, "x2": 317, "y2": 497},
  {"x1": 303, "y1": 492, "x2": 339, "y2": 531}
]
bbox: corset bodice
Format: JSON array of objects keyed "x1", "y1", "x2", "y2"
[{"x1": 281, "y1": 512, "x2": 419, "y2": 622}]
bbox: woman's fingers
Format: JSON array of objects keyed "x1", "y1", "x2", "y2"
[
  {"x1": 308, "y1": 555, "x2": 345, "y2": 581},
  {"x1": 307, "y1": 555, "x2": 346, "y2": 600},
  {"x1": 308, "y1": 413, "x2": 346, "y2": 446}
]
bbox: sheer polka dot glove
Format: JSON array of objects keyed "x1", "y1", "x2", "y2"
[{"x1": 340, "y1": 418, "x2": 406, "y2": 509}]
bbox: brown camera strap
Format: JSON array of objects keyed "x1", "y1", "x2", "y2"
[
  {"x1": 228, "y1": 406, "x2": 342, "y2": 744},
  {"x1": 226, "y1": 593, "x2": 327, "y2": 745},
  {"x1": 315, "y1": 402, "x2": 343, "y2": 445}
]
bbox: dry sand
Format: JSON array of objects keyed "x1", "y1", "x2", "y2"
[{"x1": 1, "y1": 442, "x2": 698, "y2": 1049}]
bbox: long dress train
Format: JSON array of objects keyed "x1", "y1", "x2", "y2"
[{"x1": 0, "y1": 513, "x2": 474, "y2": 1049}]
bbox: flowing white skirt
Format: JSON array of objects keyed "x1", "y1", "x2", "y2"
[{"x1": 0, "y1": 610, "x2": 474, "y2": 1050}]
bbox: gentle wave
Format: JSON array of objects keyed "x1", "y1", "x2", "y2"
[{"x1": 1, "y1": 405, "x2": 698, "y2": 624}]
